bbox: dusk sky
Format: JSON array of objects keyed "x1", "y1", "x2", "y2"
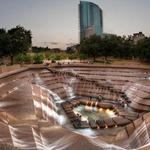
[{"x1": 0, "y1": 0, "x2": 150, "y2": 49}]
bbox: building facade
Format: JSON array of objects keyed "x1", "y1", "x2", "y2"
[{"x1": 79, "y1": 1, "x2": 103, "y2": 41}]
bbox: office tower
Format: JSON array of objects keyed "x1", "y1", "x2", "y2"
[{"x1": 79, "y1": 1, "x2": 103, "y2": 41}]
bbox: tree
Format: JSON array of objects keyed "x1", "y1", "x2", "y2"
[
  {"x1": 7, "y1": 26, "x2": 32, "y2": 64},
  {"x1": 33, "y1": 54, "x2": 44, "y2": 64},
  {"x1": 136, "y1": 37, "x2": 150, "y2": 62},
  {"x1": 0, "y1": 28, "x2": 10, "y2": 57},
  {"x1": 80, "y1": 35, "x2": 101, "y2": 62},
  {"x1": 79, "y1": 33, "x2": 150, "y2": 63},
  {"x1": 101, "y1": 35, "x2": 124, "y2": 60},
  {"x1": 0, "y1": 26, "x2": 32, "y2": 65}
]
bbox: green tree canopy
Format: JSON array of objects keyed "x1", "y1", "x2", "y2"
[
  {"x1": 0, "y1": 29, "x2": 10, "y2": 57},
  {"x1": 79, "y1": 34, "x2": 150, "y2": 63},
  {"x1": 80, "y1": 35, "x2": 101, "y2": 61},
  {"x1": 0, "y1": 26, "x2": 32, "y2": 64},
  {"x1": 136, "y1": 37, "x2": 150, "y2": 62}
]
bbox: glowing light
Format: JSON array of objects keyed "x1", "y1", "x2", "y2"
[
  {"x1": 81, "y1": 116, "x2": 88, "y2": 122},
  {"x1": 99, "y1": 108, "x2": 103, "y2": 112},
  {"x1": 85, "y1": 106, "x2": 92, "y2": 111},
  {"x1": 106, "y1": 109, "x2": 110, "y2": 112},
  {"x1": 106, "y1": 109, "x2": 116, "y2": 117}
]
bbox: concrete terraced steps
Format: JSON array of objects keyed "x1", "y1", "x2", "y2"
[
  {"x1": 0, "y1": 66, "x2": 149, "y2": 150},
  {"x1": 57, "y1": 67, "x2": 150, "y2": 112},
  {"x1": 124, "y1": 80, "x2": 150, "y2": 111},
  {"x1": 61, "y1": 98, "x2": 139, "y2": 129},
  {"x1": 116, "y1": 112, "x2": 150, "y2": 149}
]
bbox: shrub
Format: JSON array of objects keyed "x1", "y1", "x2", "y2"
[
  {"x1": 15, "y1": 54, "x2": 25, "y2": 64},
  {"x1": 68, "y1": 53, "x2": 78, "y2": 60},
  {"x1": 78, "y1": 53, "x2": 87, "y2": 60},
  {"x1": 33, "y1": 54, "x2": 44, "y2": 64},
  {"x1": 15, "y1": 54, "x2": 33, "y2": 64},
  {"x1": 53, "y1": 54, "x2": 61, "y2": 60},
  {"x1": 48, "y1": 53, "x2": 67, "y2": 61},
  {"x1": 68, "y1": 53, "x2": 87, "y2": 60},
  {"x1": 24, "y1": 55, "x2": 33, "y2": 64}
]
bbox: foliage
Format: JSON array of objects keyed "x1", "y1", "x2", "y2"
[
  {"x1": 24, "y1": 55, "x2": 33, "y2": 63},
  {"x1": 79, "y1": 34, "x2": 150, "y2": 62},
  {"x1": 48, "y1": 53, "x2": 67, "y2": 61},
  {"x1": 15, "y1": 54, "x2": 33, "y2": 64},
  {"x1": 33, "y1": 54, "x2": 44, "y2": 64},
  {"x1": 80, "y1": 35, "x2": 100, "y2": 61},
  {"x1": 0, "y1": 29, "x2": 10, "y2": 57},
  {"x1": 0, "y1": 26, "x2": 32, "y2": 64},
  {"x1": 15, "y1": 54, "x2": 25, "y2": 64},
  {"x1": 136, "y1": 38, "x2": 150, "y2": 62},
  {"x1": 68, "y1": 53, "x2": 79, "y2": 60},
  {"x1": 78, "y1": 53, "x2": 87, "y2": 60}
]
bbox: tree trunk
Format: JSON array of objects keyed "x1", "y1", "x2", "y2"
[
  {"x1": 93, "y1": 55, "x2": 96, "y2": 62},
  {"x1": 10, "y1": 55, "x2": 14, "y2": 65},
  {"x1": 93, "y1": 56, "x2": 96, "y2": 62}
]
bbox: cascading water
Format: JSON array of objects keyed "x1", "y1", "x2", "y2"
[
  {"x1": 63, "y1": 84, "x2": 75, "y2": 99},
  {"x1": 32, "y1": 84, "x2": 65, "y2": 125},
  {"x1": 63, "y1": 77, "x2": 76, "y2": 99},
  {"x1": 0, "y1": 68, "x2": 150, "y2": 150}
]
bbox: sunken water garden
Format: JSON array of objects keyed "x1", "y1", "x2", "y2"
[{"x1": 0, "y1": 65, "x2": 150, "y2": 150}]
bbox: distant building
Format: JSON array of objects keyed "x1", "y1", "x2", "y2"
[
  {"x1": 103, "y1": 33, "x2": 116, "y2": 37},
  {"x1": 132, "y1": 32, "x2": 145, "y2": 44},
  {"x1": 79, "y1": 1, "x2": 103, "y2": 41},
  {"x1": 66, "y1": 44, "x2": 80, "y2": 53}
]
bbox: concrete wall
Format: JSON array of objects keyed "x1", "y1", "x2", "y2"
[{"x1": 0, "y1": 65, "x2": 21, "y2": 74}]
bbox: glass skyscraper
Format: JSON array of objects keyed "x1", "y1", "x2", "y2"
[{"x1": 79, "y1": 1, "x2": 103, "y2": 41}]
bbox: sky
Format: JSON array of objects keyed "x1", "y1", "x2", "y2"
[{"x1": 0, "y1": 0, "x2": 150, "y2": 49}]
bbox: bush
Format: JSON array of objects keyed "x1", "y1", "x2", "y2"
[
  {"x1": 48, "y1": 53, "x2": 67, "y2": 61},
  {"x1": 15, "y1": 54, "x2": 33, "y2": 64},
  {"x1": 68, "y1": 53, "x2": 87, "y2": 60},
  {"x1": 33, "y1": 54, "x2": 44, "y2": 64},
  {"x1": 78, "y1": 53, "x2": 87, "y2": 60},
  {"x1": 68, "y1": 53, "x2": 78, "y2": 60},
  {"x1": 24, "y1": 55, "x2": 33, "y2": 63},
  {"x1": 15, "y1": 54, "x2": 25, "y2": 64}
]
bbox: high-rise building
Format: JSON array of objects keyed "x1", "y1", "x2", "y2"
[{"x1": 79, "y1": 1, "x2": 103, "y2": 41}]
